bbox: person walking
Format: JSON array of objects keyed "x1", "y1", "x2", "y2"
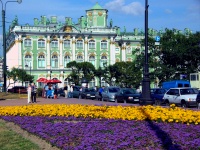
[
  {"x1": 69, "y1": 85, "x2": 73, "y2": 98},
  {"x1": 31, "y1": 83, "x2": 37, "y2": 103},
  {"x1": 64, "y1": 84, "x2": 68, "y2": 98},
  {"x1": 27, "y1": 84, "x2": 31, "y2": 103},
  {"x1": 98, "y1": 86, "x2": 104, "y2": 101},
  {"x1": 44, "y1": 84, "x2": 49, "y2": 98}
]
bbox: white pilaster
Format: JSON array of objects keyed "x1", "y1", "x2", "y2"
[
  {"x1": 72, "y1": 36, "x2": 76, "y2": 61},
  {"x1": 84, "y1": 36, "x2": 88, "y2": 62},
  {"x1": 47, "y1": 36, "x2": 51, "y2": 69},
  {"x1": 18, "y1": 35, "x2": 22, "y2": 68},
  {"x1": 110, "y1": 37, "x2": 115, "y2": 65},
  {"x1": 59, "y1": 36, "x2": 63, "y2": 68},
  {"x1": 122, "y1": 43, "x2": 126, "y2": 62}
]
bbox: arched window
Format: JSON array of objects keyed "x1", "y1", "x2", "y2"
[
  {"x1": 24, "y1": 54, "x2": 32, "y2": 68},
  {"x1": 89, "y1": 55, "x2": 95, "y2": 66},
  {"x1": 38, "y1": 55, "x2": 45, "y2": 68},
  {"x1": 100, "y1": 55, "x2": 107, "y2": 67},
  {"x1": 89, "y1": 40, "x2": 95, "y2": 49},
  {"x1": 64, "y1": 55, "x2": 71, "y2": 68},
  {"x1": 24, "y1": 39, "x2": 32, "y2": 47},
  {"x1": 38, "y1": 39, "x2": 45, "y2": 48},
  {"x1": 77, "y1": 55, "x2": 83, "y2": 62},
  {"x1": 64, "y1": 40, "x2": 70, "y2": 48},
  {"x1": 76, "y1": 40, "x2": 83, "y2": 49},
  {"x1": 51, "y1": 40, "x2": 58, "y2": 48},
  {"x1": 101, "y1": 40, "x2": 107, "y2": 49},
  {"x1": 51, "y1": 55, "x2": 58, "y2": 68}
]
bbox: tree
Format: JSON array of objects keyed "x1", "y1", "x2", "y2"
[{"x1": 6, "y1": 67, "x2": 34, "y2": 88}]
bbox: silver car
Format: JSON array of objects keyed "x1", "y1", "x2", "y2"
[{"x1": 102, "y1": 86, "x2": 120, "y2": 102}]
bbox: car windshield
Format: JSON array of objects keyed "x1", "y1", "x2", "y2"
[
  {"x1": 123, "y1": 89, "x2": 135, "y2": 94},
  {"x1": 90, "y1": 89, "x2": 96, "y2": 92},
  {"x1": 180, "y1": 89, "x2": 196, "y2": 95},
  {"x1": 85, "y1": 89, "x2": 90, "y2": 92},
  {"x1": 109, "y1": 88, "x2": 119, "y2": 93}
]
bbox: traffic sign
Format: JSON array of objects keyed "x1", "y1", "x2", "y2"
[{"x1": 155, "y1": 36, "x2": 160, "y2": 42}]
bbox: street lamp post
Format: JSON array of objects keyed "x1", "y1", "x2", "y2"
[
  {"x1": 140, "y1": 0, "x2": 152, "y2": 105},
  {"x1": 1, "y1": 0, "x2": 22, "y2": 92}
]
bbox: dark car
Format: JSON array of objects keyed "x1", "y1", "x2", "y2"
[
  {"x1": 150, "y1": 88, "x2": 167, "y2": 105},
  {"x1": 57, "y1": 88, "x2": 65, "y2": 97},
  {"x1": 196, "y1": 91, "x2": 200, "y2": 109},
  {"x1": 80, "y1": 88, "x2": 96, "y2": 99},
  {"x1": 72, "y1": 86, "x2": 81, "y2": 98},
  {"x1": 115, "y1": 88, "x2": 140, "y2": 103},
  {"x1": 7, "y1": 86, "x2": 27, "y2": 94}
]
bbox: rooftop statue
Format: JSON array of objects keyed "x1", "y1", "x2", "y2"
[{"x1": 110, "y1": 19, "x2": 113, "y2": 28}]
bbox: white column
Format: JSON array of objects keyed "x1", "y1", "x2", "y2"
[
  {"x1": 72, "y1": 36, "x2": 76, "y2": 61},
  {"x1": 110, "y1": 37, "x2": 115, "y2": 65},
  {"x1": 18, "y1": 35, "x2": 22, "y2": 68},
  {"x1": 59, "y1": 36, "x2": 63, "y2": 68},
  {"x1": 121, "y1": 43, "x2": 126, "y2": 61},
  {"x1": 47, "y1": 36, "x2": 51, "y2": 69},
  {"x1": 84, "y1": 36, "x2": 88, "y2": 61}
]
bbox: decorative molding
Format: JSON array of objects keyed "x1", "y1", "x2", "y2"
[
  {"x1": 121, "y1": 46, "x2": 126, "y2": 50},
  {"x1": 88, "y1": 12, "x2": 92, "y2": 16},
  {"x1": 26, "y1": 36, "x2": 31, "y2": 39},
  {"x1": 38, "y1": 52, "x2": 45, "y2": 56},
  {"x1": 72, "y1": 40, "x2": 76, "y2": 44},
  {"x1": 38, "y1": 36, "x2": 44, "y2": 39},
  {"x1": 65, "y1": 52, "x2": 71, "y2": 56},
  {"x1": 102, "y1": 37, "x2": 107, "y2": 41},
  {"x1": 84, "y1": 40, "x2": 88, "y2": 44},
  {"x1": 77, "y1": 36, "x2": 82, "y2": 40},
  {"x1": 59, "y1": 40, "x2": 63, "y2": 43},
  {"x1": 110, "y1": 41, "x2": 115, "y2": 45},
  {"x1": 98, "y1": 11, "x2": 103, "y2": 16},
  {"x1": 64, "y1": 26, "x2": 72, "y2": 32},
  {"x1": 52, "y1": 52, "x2": 58, "y2": 56},
  {"x1": 64, "y1": 35, "x2": 71, "y2": 39},
  {"x1": 39, "y1": 74, "x2": 45, "y2": 77},
  {"x1": 47, "y1": 40, "x2": 51, "y2": 43},
  {"x1": 101, "y1": 52, "x2": 107, "y2": 56}
]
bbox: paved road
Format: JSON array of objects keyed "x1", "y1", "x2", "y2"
[{"x1": 0, "y1": 97, "x2": 138, "y2": 106}]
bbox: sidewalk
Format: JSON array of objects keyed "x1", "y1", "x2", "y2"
[{"x1": 0, "y1": 97, "x2": 136, "y2": 106}]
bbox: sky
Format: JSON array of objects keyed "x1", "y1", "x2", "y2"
[{"x1": 0, "y1": 0, "x2": 200, "y2": 56}]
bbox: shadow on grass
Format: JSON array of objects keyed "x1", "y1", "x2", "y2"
[{"x1": 140, "y1": 107, "x2": 182, "y2": 150}]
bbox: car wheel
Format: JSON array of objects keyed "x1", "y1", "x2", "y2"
[
  {"x1": 197, "y1": 102, "x2": 200, "y2": 109},
  {"x1": 165, "y1": 100, "x2": 170, "y2": 106},
  {"x1": 155, "y1": 100, "x2": 161, "y2": 106},
  {"x1": 181, "y1": 101, "x2": 187, "y2": 108}
]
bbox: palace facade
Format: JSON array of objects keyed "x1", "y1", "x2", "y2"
[{"x1": 6, "y1": 3, "x2": 192, "y2": 88}]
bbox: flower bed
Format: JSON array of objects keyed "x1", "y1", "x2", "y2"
[{"x1": 0, "y1": 104, "x2": 200, "y2": 149}]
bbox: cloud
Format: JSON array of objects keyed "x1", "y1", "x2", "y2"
[
  {"x1": 165, "y1": 9, "x2": 172, "y2": 14},
  {"x1": 105, "y1": 0, "x2": 144, "y2": 16}
]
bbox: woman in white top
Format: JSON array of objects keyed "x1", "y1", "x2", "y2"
[{"x1": 27, "y1": 84, "x2": 32, "y2": 103}]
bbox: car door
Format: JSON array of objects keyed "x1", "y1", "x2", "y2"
[
  {"x1": 172, "y1": 89, "x2": 181, "y2": 104},
  {"x1": 102, "y1": 88, "x2": 108, "y2": 101},
  {"x1": 165, "y1": 89, "x2": 175, "y2": 103}
]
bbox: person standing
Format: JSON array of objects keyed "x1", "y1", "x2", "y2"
[
  {"x1": 69, "y1": 85, "x2": 73, "y2": 98},
  {"x1": 44, "y1": 84, "x2": 49, "y2": 98},
  {"x1": 27, "y1": 84, "x2": 31, "y2": 103},
  {"x1": 31, "y1": 83, "x2": 37, "y2": 103},
  {"x1": 98, "y1": 86, "x2": 104, "y2": 100},
  {"x1": 64, "y1": 84, "x2": 68, "y2": 98}
]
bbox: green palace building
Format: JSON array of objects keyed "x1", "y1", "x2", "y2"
[{"x1": 6, "y1": 3, "x2": 192, "y2": 88}]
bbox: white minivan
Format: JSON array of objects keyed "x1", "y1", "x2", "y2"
[{"x1": 163, "y1": 88, "x2": 197, "y2": 108}]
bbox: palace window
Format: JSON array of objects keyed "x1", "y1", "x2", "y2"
[
  {"x1": 51, "y1": 55, "x2": 58, "y2": 68},
  {"x1": 38, "y1": 55, "x2": 45, "y2": 68},
  {"x1": 77, "y1": 55, "x2": 83, "y2": 62},
  {"x1": 76, "y1": 40, "x2": 83, "y2": 49},
  {"x1": 51, "y1": 40, "x2": 58, "y2": 48},
  {"x1": 38, "y1": 39, "x2": 45, "y2": 48},
  {"x1": 64, "y1": 55, "x2": 71, "y2": 68},
  {"x1": 101, "y1": 40, "x2": 107, "y2": 49},
  {"x1": 64, "y1": 40, "x2": 70, "y2": 48},
  {"x1": 89, "y1": 55, "x2": 95, "y2": 66},
  {"x1": 89, "y1": 40, "x2": 95, "y2": 49},
  {"x1": 100, "y1": 56, "x2": 107, "y2": 67},
  {"x1": 24, "y1": 55, "x2": 32, "y2": 68},
  {"x1": 126, "y1": 47, "x2": 132, "y2": 54},
  {"x1": 24, "y1": 39, "x2": 32, "y2": 47}
]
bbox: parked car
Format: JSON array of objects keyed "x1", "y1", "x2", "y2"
[
  {"x1": 163, "y1": 88, "x2": 197, "y2": 108},
  {"x1": 72, "y1": 86, "x2": 81, "y2": 98},
  {"x1": 196, "y1": 91, "x2": 200, "y2": 109},
  {"x1": 80, "y1": 88, "x2": 96, "y2": 99},
  {"x1": 150, "y1": 88, "x2": 167, "y2": 105},
  {"x1": 7, "y1": 86, "x2": 27, "y2": 94},
  {"x1": 102, "y1": 86, "x2": 120, "y2": 102},
  {"x1": 57, "y1": 88, "x2": 65, "y2": 97},
  {"x1": 115, "y1": 88, "x2": 140, "y2": 103}
]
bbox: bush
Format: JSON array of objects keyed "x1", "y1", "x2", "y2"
[{"x1": 37, "y1": 88, "x2": 43, "y2": 97}]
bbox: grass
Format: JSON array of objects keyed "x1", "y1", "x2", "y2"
[
  {"x1": 0, "y1": 120, "x2": 40, "y2": 150},
  {"x1": 0, "y1": 92, "x2": 27, "y2": 99}
]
